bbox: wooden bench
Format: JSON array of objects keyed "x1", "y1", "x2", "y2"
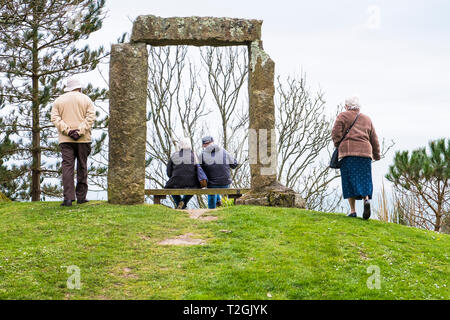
[{"x1": 145, "y1": 188, "x2": 250, "y2": 205}]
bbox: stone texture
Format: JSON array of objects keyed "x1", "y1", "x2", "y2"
[
  {"x1": 235, "y1": 182, "x2": 306, "y2": 208},
  {"x1": 108, "y1": 43, "x2": 148, "y2": 205},
  {"x1": 131, "y1": 15, "x2": 262, "y2": 46},
  {"x1": 0, "y1": 191, "x2": 10, "y2": 202},
  {"x1": 248, "y1": 40, "x2": 278, "y2": 190}
]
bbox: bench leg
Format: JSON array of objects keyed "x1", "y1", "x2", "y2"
[
  {"x1": 229, "y1": 194, "x2": 242, "y2": 205},
  {"x1": 153, "y1": 195, "x2": 166, "y2": 205}
]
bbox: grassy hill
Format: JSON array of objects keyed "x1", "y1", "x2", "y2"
[{"x1": 0, "y1": 201, "x2": 448, "y2": 300}]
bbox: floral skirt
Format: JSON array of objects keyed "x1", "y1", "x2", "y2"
[{"x1": 340, "y1": 156, "x2": 373, "y2": 200}]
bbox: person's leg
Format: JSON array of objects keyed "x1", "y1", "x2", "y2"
[
  {"x1": 363, "y1": 196, "x2": 371, "y2": 220},
  {"x1": 348, "y1": 197, "x2": 357, "y2": 217},
  {"x1": 362, "y1": 158, "x2": 373, "y2": 219},
  {"x1": 208, "y1": 194, "x2": 217, "y2": 209},
  {"x1": 171, "y1": 195, "x2": 181, "y2": 207},
  {"x1": 60, "y1": 143, "x2": 76, "y2": 202},
  {"x1": 181, "y1": 195, "x2": 193, "y2": 208},
  {"x1": 217, "y1": 185, "x2": 229, "y2": 205},
  {"x1": 75, "y1": 143, "x2": 91, "y2": 202},
  {"x1": 208, "y1": 185, "x2": 230, "y2": 209},
  {"x1": 216, "y1": 194, "x2": 223, "y2": 207}
]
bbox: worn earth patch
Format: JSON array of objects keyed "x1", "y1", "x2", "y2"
[
  {"x1": 185, "y1": 209, "x2": 218, "y2": 219},
  {"x1": 158, "y1": 233, "x2": 205, "y2": 246}
]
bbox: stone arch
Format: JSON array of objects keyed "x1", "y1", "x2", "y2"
[{"x1": 108, "y1": 15, "x2": 303, "y2": 207}]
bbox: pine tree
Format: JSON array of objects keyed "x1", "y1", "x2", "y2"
[
  {"x1": 0, "y1": 0, "x2": 108, "y2": 201},
  {"x1": 386, "y1": 138, "x2": 449, "y2": 232}
]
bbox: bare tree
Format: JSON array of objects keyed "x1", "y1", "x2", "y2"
[
  {"x1": 200, "y1": 46, "x2": 250, "y2": 189},
  {"x1": 275, "y1": 75, "x2": 342, "y2": 211},
  {"x1": 145, "y1": 46, "x2": 209, "y2": 206}
]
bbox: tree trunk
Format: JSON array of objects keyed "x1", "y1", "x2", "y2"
[
  {"x1": 31, "y1": 14, "x2": 41, "y2": 202},
  {"x1": 435, "y1": 205, "x2": 442, "y2": 232}
]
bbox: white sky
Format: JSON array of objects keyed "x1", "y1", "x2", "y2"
[{"x1": 77, "y1": 0, "x2": 450, "y2": 203}]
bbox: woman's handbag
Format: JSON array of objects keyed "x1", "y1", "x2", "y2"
[
  {"x1": 329, "y1": 148, "x2": 341, "y2": 169},
  {"x1": 329, "y1": 113, "x2": 360, "y2": 169}
]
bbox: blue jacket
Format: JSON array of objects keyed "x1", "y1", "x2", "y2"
[{"x1": 200, "y1": 144, "x2": 238, "y2": 186}]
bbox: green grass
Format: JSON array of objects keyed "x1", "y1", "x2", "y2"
[{"x1": 0, "y1": 201, "x2": 448, "y2": 300}]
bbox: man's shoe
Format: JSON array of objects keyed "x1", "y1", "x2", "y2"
[
  {"x1": 177, "y1": 201, "x2": 185, "y2": 210},
  {"x1": 77, "y1": 199, "x2": 89, "y2": 205},
  {"x1": 363, "y1": 200, "x2": 371, "y2": 220},
  {"x1": 61, "y1": 200, "x2": 72, "y2": 207},
  {"x1": 347, "y1": 212, "x2": 357, "y2": 218}
]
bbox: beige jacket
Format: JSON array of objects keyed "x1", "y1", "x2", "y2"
[
  {"x1": 51, "y1": 91, "x2": 96, "y2": 144},
  {"x1": 331, "y1": 109, "x2": 381, "y2": 161}
]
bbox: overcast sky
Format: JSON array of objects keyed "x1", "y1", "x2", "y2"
[{"x1": 82, "y1": 0, "x2": 449, "y2": 202}]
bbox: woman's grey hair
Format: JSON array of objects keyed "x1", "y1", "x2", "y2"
[
  {"x1": 177, "y1": 137, "x2": 192, "y2": 151},
  {"x1": 345, "y1": 96, "x2": 361, "y2": 110}
]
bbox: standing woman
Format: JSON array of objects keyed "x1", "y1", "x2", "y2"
[{"x1": 331, "y1": 96, "x2": 381, "y2": 219}]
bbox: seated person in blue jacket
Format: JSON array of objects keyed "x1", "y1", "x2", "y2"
[
  {"x1": 165, "y1": 138, "x2": 207, "y2": 209},
  {"x1": 199, "y1": 136, "x2": 238, "y2": 209}
]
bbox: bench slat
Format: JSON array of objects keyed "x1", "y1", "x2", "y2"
[{"x1": 145, "y1": 188, "x2": 250, "y2": 196}]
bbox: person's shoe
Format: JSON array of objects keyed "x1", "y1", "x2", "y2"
[
  {"x1": 216, "y1": 200, "x2": 222, "y2": 207},
  {"x1": 347, "y1": 212, "x2": 357, "y2": 218},
  {"x1": 61, "y1": 200, "x2": 72, "y2": 207},
  {"x1": 177, "y1": 201, "x2": 185, "y2": 210},
  {"x1": 77, "y1": 199, "x2": 89, "y2": 204},
  {"x1": 363, "y1": 200, "x2": 371, "y2": 220}
]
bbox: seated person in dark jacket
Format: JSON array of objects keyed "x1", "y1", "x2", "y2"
[
  {"x1": 199, "y1": 136, "x2": 238, "y2": 209},
  {"x1": 165, "y1": 138, "x2": 202, "y2": 209}
]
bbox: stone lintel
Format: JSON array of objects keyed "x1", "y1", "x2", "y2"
[{"x1": 131, "y1": 15, "x2": 262, "y2": 46}]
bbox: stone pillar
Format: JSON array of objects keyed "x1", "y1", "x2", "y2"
[
  {"x1": 248, "y1": 40, "x2": 278, "y2": 190},
  {"x1": 108, "y1": 43, "x2": 148, "y2": 205},
  {"x1": 236, "y1": 41, "x2": 305, "y2": 208}
]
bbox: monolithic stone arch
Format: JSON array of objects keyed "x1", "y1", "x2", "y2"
[{"x1": 108, "y1": 15, "x2": 304, "y2": 207}]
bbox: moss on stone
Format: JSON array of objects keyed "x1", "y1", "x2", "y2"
[{"x1": 0, "y1": 191, "x2": 11, "y2": 203}]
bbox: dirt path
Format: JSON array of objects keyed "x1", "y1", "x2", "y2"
[
  {"x1": 158, "y1": 208, "x2": 219, "y2": 246},
  {"x1": 186, "y1": 209, "x2": 219, "y2": 221}
]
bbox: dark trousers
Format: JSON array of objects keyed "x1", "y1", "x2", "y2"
[
  {"x1": 60, "y1": 143, "x2": 91, "y2": 201},
  {"x1": 171, "y1": 195, "x2": 194, "y2": 208}
]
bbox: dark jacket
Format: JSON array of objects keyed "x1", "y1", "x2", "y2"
[
  {"x1": 165, "y1": 149, "x2": 200, "y2": 189},
  {"x1": 200, "y1": 144, "x2": 238, "y2": 186}
]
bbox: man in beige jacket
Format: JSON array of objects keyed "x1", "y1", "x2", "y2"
[{"x1": 51, "y1": 77, "x2": 96, "y2": 206}]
